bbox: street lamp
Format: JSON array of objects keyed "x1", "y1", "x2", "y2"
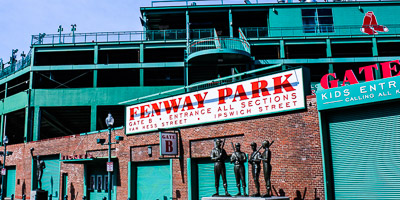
[
  {"x1": 0, "y1": 135, "x2": 13, "y2": 200},
  {"x1": 97, "y1": 113, "x2": 123, "y2": 200},
  {"x1": 71, "y1": 24, "x2": 77, "y2": 43}
]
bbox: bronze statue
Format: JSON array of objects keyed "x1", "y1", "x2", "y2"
[
  {"x1": 30, "y1": 148, "x2": 46, "y2": 190},
  {"x1": 249, "y1": 142, "x2": 262, "y2": 197},
  {"x1": 210, "y1": 139, "x2": 230, "y2": 197},
  {"x1": 230, "y1": 142, "x2": 247, "y2": 196},
  {"x1": 261, "y1": 140, "x2": 274, "y2": 197}
]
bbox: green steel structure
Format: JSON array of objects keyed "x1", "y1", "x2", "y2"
[{"x1": 0, "y1": 0, "x2": 399, "y2": 199}]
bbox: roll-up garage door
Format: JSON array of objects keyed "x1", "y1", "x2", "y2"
[
  {"x1": 328, "y1": 102, "x2": 400, "y2": 199},
  {"x1": 193, "y1": 158, "x2": 248, "y2": 200},
  {"x1": 41, "y1": 156, "x2": 61, "y2": 199},
  {"x1": 5, "y1": 166, "x2": 16, "y2": 198},
  {"x1": 135, "y1": 161, "x2": 171, "y2": 200}
]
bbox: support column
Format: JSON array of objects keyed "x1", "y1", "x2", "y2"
[
  {"x1": 93, "y1": 69, "x2": 98, "y2": 88},
  {"x1": 32, "y1": 107, "x2": 40, "y2": 141},
  {"x1": 94, "y1": 45, "x2": 99, "y2": 64},
  {"x1": 30, "y1": 47, "x2": 35, "y2": 67},
  {"x1": 229, "y1": 9, "x2": 233, "y2": 37},
  {"x1": 4, "y1": 82, "x2": 7, "y2": 98},
  {"x1": 326, "y1": 39, "x2": 332, "y2": 58},
  {"x1": 0, "y1": 114, "x2": 3, "y2": 143},
  {"x1": 140, "y1": 43, "x2": 145, "y2": 86},
  {"x1": 24, "y1": 107, "x2": 29, "y2": 142},
  {"x1": 186, "y1": 10, "x2": 190, "y2": 46},
  {"x1": 372, "y1": 37, "x2": 381, "y2": 79},
  {"x1": 143, "y1": 12, "x2": 147, "y2": 32},
  {"x1": 279, "y1": 40, "x2": 285, "y2": 59},
  {"x1": 90, "y1": 105, "x2": 97, "y2": 131}
]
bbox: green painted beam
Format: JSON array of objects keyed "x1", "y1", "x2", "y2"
[
  {"x1": 140, "y1": 69, "x2": 144, "y2": 87},
  {"x1": 372, "y1": 37, "x2": 378, "y2": 57},
  {"x1": 140, "y1": 44, "x2": 144, "y2": 63},
  {"x1": 229, "y1": 9, "x2": 233, "y2": 38},
  {"x1": 326, "y1": 39, "x2": 332, "y2": 58},
  {"x1": 279, "y1": 40, "x2": 285, "y2": 59},
  {"x1": 90, "y1": 105, "x2": 96, "y2": 132},
  {"x1": 2, "y1": 91, "x2": 28, "y2": 114},
  {"x1": 32, "y1": 107, "x2": 40, "y2": 141},
  {"x1": 24, "y1": 107, "x2": 29, "y2": 142},
  {"x1": 30, "y1": 62, "x2": 185, "y2": 71},
  {"x1": 31, "y1": 86, "x2": 182, "y2": 107},
  {"x1": 128, "y1": 162, "x2": 132, "y2": 199},
  {"x1": 255, "y1": 56, "x2": 400, "y2": 65},
  {"x1": 94, "y1": 45, "x2": 99, "y2": 64},
  {"x1": 93, "y1": 69, "x2": 98, "y2": 88}
]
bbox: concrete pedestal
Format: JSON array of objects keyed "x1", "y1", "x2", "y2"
[
  {"x1": 31, "y1": 190, "x2": 48, "y2": 200},
  {"x1": 202, "y1": 197, "x2": 289, "y2": 200}
]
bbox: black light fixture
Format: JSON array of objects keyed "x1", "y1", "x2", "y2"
[{"x1": 148, "y1": 146, "x2": 152, "y2": 157}]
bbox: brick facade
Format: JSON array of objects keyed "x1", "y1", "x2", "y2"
[{"x1": 4, "y1": 95, "x2": 323, "y2": 200}]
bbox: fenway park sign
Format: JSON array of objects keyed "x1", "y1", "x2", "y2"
[{"x1": 126, "y1": 68, "x2": 306, "y2": 134}]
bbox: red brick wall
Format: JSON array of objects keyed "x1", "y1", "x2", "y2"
[{"x1": 5, "y1": 95, "x2": 323, "y2": 200}]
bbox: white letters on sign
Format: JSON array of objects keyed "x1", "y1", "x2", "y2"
[{"x1": 126, "y1": 68, "x2": 305, "y2": 134}]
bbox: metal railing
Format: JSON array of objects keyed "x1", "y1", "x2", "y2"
[
  {"x1": 0, "y1": 50, "x2": 32, "y2": 80},
  {"x1": 187, "y1": 37, "x2": 251, "y2": 55},
  {"x1": 31, "y1": 29, "x2": 213, "y2": 45},
  {"x1": 241, "y1": 24, "x2": 400, "y2": 38}
]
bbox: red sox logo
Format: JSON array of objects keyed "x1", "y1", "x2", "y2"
[{"x1": 361, "y1": 11, "x2": 388, "y2": 35}]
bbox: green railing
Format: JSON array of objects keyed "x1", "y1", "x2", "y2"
[
  {"x1": 31, "y1": 29, "x2": 213, "y2": 45},
  {"x1": 0, "y1": 50, "x2": 32, "y2": 80},
  {"x1": 187, "y1": 37, "x2": 251, "y2": 55},
  {"x1": 241, "y1": 24, "x2": 400, "y2": 38}
]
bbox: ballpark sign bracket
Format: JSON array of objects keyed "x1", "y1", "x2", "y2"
[{"x1": 126, "y1": 68, "x2": 307, "y2": 134}]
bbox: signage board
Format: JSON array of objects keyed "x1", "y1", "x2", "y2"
[
  {"x1": 317, "y1": 75, "x2": 400, "y2": 110},
  {"x1": 160, "y1": 132, "x2": 178, "y2": 155},
  {"x1": 1, "y1": 168, "x2": 5, "y2": 175},
  {"x1": 126, "y1": 68, "x2": 306, "y2": 134},
  {"x1": 107, "y1": 162, "x2": 113, "y2": 172}
]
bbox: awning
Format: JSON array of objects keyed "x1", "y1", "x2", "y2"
[{"x1": 62, "y1": 156, "x2": 117, "y2": 164}]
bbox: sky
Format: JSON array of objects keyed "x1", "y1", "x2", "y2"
[{"x1": 0, "y1": 0, "x2": 369, "y2": 62}]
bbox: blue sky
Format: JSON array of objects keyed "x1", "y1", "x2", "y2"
[
  {"x1": 0, "y1": 0, "x2": 363, "y2": 62},
  {"x1": 0, "y1": 0, "x2": 151, "y2": 62}
]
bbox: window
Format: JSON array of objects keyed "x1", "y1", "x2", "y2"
[{"x1": 302, "y1": 9, "x2": 334, "y2": 33}]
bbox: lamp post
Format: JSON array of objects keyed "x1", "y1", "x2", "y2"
[
  {"x1": 71, "y1": 24, "x2": 77, "y2": 43},
  {"x1": 58, "y1": 25, "x2": 63, "y2": 43},
  {"x1": 1, "y1": 135, "x2": 13, "y2": 200},
  {"x1": 97, "y1": 113, "x2": 123, "y2": 200}
]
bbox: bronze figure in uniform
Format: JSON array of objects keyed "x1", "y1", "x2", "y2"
[
  {"x1": 261, "y1": 140, "x2": 274, "y2": 197},
  {"x1": 211, "y1": 139, "x2": 230, "y2": 197},
  {"x1": 30, "y1": 148, "x2": 46, "y2": 190},
  {"x1": 230, "y1": 143, "x2": 247, "y2": 196},
  {"x1": 249, "y1": 142, "x2": 262, "y2": 197}
]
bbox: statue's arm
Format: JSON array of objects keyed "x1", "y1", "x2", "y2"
[{"x1": 211, "y1": 149, "x2": 217, "y2": 161}]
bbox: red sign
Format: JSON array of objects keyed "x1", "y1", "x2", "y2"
[
  {"x1": 160, "y1": 132, "x2": 178, "y2": 155},
  {"x1": 126, "y1": 69, "x2": 305, "y2": 134},
  {"x1": 320, "y1": 60, "x2": 400, "y2": 89},
  {"x1": 107, "y1": 162, "x2": 113, "y2": 172},
  {"x1": 361, "y1": 11, "x2": 388, "y2": 35}
]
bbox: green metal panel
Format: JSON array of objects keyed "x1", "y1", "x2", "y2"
[
  {"x1": 328, "y1": 102, "x2": 400, "y2": 199},
  {"x1": 41, "y1": 156, "x2": 61, "y2": 198},
  {"x1": 5, "y1": 166, "x2": 16, "y2": 197},
  {"x1": 3, "y1": 92, "x2": 28, "y2": 114},
  {"x1": 31, "y1": 86, "x2": 182, "y2": 107},
  {"x1": 135, "y1": 161, "x2": 171, "y2": 200},
  {"x1": 194, "y1": 158, "x2": 248, "y2": 200}
]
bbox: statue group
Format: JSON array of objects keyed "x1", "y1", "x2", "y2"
[{"x1": 211, "y1": 139, "x2": 274, "y2": 197}]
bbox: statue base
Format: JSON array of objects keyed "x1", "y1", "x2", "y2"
[
  {"x1": 31, "y1": 190, "x2": 48, "y2": 200},
  {"x1": 202, "y1": 197, "x2": 289, "y2": 200}
]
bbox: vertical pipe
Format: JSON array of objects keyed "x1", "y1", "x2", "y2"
[{"x1": 108, "y1": 127, "x2": 112, "y2": 200}]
